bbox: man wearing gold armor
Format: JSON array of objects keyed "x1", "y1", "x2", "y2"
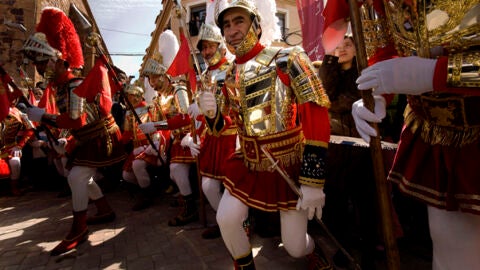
[
  {"x1": 196, "y1": 0, "x2": 332, "y2": 268},
  {"x1": 352, "y1": 1, "x2": 480, "y2": 269},
  {"x1": 139, "y1": 30, "x2": 198, "y2": 227},
  {"x1": 182, "y1": 22, "x2": 237, "y2": 239},
  {"x1": 23, "y1": 7, "x2": 126, "y2": 256},
  {"x1": 121, "y1": 85, "x2": 168, "y2": 211},
  {"x1": 0, "y1": 94, "x2": 35, "y2": 196}
]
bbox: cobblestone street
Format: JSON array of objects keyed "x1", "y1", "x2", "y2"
[{"x1": 0, "y1": 182, "x2": 431, "y2": 270}]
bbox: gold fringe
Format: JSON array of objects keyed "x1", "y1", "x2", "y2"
[{"x1": 405, "y1": 106, "x2": 480, "y2": 147}]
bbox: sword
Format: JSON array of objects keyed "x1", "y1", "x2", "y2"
[{"x1": 260, "y1": 145, "x2": 362, "y2": 270}]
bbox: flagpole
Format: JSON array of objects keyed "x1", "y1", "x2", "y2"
[
  {"x1": 172, "y1": 0, "x2": 207, "y2": 228},
  {"x1": 346, "y1": 1, "x2": 400, "y2": 269}
]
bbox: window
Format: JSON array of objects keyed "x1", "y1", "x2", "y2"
[{"x1": 189, "y1": 4, "x2": 206, "y2": 37}]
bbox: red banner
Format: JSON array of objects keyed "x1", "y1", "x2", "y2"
[
  {"x1": 166, "y1": 32, "x2": 197, "y2": 93},
  {"x1": 296, "y1": 0, "x2": 325, "y2": 61},
  {"x1": 73, "y1": 56, "x2": 113, "y2": 116}
]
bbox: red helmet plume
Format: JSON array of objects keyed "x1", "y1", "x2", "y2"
[{"x1": 36, "y1": 7, "x2": 84, "y2": 69}]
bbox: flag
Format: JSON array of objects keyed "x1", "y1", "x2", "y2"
[
  {"x1": 28, "y1": 89, "x2": 36, "y2": 105},
  {"x1": 296, "y1": 0, "x2": 325, "y2": 61},
  {"x1": 73, "y1": 56, "x2": 114, "y2": 116},
  {"x1": 37, "y1": 83, "x2": 58, "y2": 114},
  {"x1": 166, "y1": 32, "x2": 197, "y2": 93},
  {"x1": 0, "y1": 78, "x2": 10, "y2": 121},
  {"x1": 321, "y1": 0, "x2": 350, "y2": 54}
]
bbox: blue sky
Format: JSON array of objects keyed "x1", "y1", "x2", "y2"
[{"x1": 87, "y1": 0, "x2": 162, "y2": 80}]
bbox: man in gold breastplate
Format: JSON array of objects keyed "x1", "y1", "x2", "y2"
[
  {"x1": 352, "y1": 1, "x2": 480, "y2": 269},
  {"x1": 197, "y1": 0, "x2": 332, "y2": 269},
  {"x1": 181, "y1": 21, "x2": 237, "y2": 239},
  {"x1": 23, "y1": 7, "x2": 125, "y2": 256},
  {"x1": 139, "y1": 30, "x2": 198, "y2": 227}
]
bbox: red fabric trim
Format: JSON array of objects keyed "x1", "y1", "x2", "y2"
[
  {"x1": 433, "y1": 57, "x2": 480, "y2": 96},
  {"x1": 166, "y1": 114, "x2": 191, "y2": 130},
  {"x1": 276, "y1": 65, "x2": 291, "y2": 86},
  {"x1": 55, "y1": 113, "x2": 86, "y2": 129},
  {"x1": 17, "y1": 129, "x2": 34, "y2": 148},
  {"x1": 208, "y1": 57, "x2": 227, "y2": 71},
  {"x1": 235, "y1": 43, "x2": 265, "y2": 64},
  {"x1": 433, "y1": 56, "x2": 448, "y2": 92},
  {"x1": 121, "y1": 130, "x2": 133, "y2": 144},
  {"x1": 298, "y1": 103, "x2": 330, "y2": 143}
]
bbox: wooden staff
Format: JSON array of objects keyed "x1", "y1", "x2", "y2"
[
  {"x1": 346, "y1": 1, "x2": 400, "y2": 269},
  {"x1": 173, "y1": 1, "x2": 207, "y2": 228}
]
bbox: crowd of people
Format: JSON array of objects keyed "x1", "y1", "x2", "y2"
[{"x1": 1, "y1": 0, "x2": 479, "y2": 269}]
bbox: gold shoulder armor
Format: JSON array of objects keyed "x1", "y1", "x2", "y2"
[{"x1": 277, "y1": 46, "x2": 330, "y2": 108}]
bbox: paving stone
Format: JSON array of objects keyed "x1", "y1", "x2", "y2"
[{"x1": 0, "y1": 188, "x2": 432, "y2": 269}]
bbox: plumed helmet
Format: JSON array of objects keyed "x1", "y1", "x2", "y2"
[
  {"x1": 215, "y1": 0, "x2": 280, "y2": 47},
  {"x1": 22, "y1": 32, "x2": 59, "y2": 63},
  {"x1": 32, "y1": 7, "x2": 84, "y2": 69},
  {"x1": 143, "y1": 30, "x2": 179, "y2": 76},
  {"x1": 124, "y1": 85, "x2": 144, "y2": 97},
  {"x1": 196, "y1": 23, "x2": 224, "y2": 51}
]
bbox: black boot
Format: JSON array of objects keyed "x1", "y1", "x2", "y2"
[
  {"x1": 132, "y1": 186, "x2": 154, "y2": 211},
  {"x1": 168, "y1": 194, "x2": 199, "y2": 226},
  {"x1": 234, "y1": 250, "x2": 256, "y2": 270}
]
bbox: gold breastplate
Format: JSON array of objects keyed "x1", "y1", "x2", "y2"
[{"x1": 383, "y1": 0, "x2": 480, "y2": 57}]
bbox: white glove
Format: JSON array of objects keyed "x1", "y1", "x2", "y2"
[
  {"x1": 296, "y1": 185, "x2": 325, "y2": 220},
  {"x1": 197, "y1": 91, "x2": 217, "y2": 119},
  {"x1": 144, "y1": 141, "x2": 160, "y2": 156},
  {"x1": 356, "y1": 56, "x2": 436, "y2": 95},
  {"x1": 180, "y1": 133, "x2": 201, "y2": 157},
  {"x1": 138, "y1": 122, "x2": 157, "y2": 134},
  {"x1": 132, "y1": 146, "x2": 144, "y2": 156},
  {"x1": 188, "y1": 102, "x2": 201, "y2": 119},
  {"x1": 52, "y1": 138, "x2": 68, "y2": 155},
  {"x1": 351, "y1": 95, "x2": 387, "y2": 143},
  {"x1": 26, "y1": 107, "x2": 45, "y2": 122}
]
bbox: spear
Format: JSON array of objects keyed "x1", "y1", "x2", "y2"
[
  {"x1": 346, "y1": 1, "x2": 400, "y2": 269},
  {"x1": 172, "y1": 0, "x2": 207, "y2": 228}
]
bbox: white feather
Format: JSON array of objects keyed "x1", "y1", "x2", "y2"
[{"x1": 157, "y1": 29, "x2": 179, "y2": 69}]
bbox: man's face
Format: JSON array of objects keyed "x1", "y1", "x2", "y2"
[
  {"x1": 34, "y1": 58, "x2": 64, "y2": 79},
  {"x1": 148, "y1": 74, "x2": 168, "y2": 93},
  {"x1": 126, "y1": 93, "x2": 142, "y2": 107},
  {"x1": 200, "y1": 41, "x2": 220, "y2": 61},
  {"x1": 221, "y1": 8, "x2": 252, "y2": 50}
]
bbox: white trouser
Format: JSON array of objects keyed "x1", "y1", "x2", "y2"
[
  {"x1": 122, "y1": 159, "x2": 151, "y2": 188},
  {"x1": 216, "y1": 189, "x2": 315, "y2": 259},
  {"x1": 170, "y1": 163, "x2": 191, "y2": 196},
  {"x1": 53, "y1": 157, "x2": 70, "y2": 177},
  {"x1": 428, "y1": 206, "x2": 480, "y2": 270},
  {"x1": 68, "y1": 166, "x2": 103, "y2": 211},
  {"x1": 202, "y1": 176, "x2": 222, "y2": 211},
  {"x1": 8, "y1": 157, "x2": 21, "y2": 180}
]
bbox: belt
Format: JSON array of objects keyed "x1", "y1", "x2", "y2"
[
  {"x1": 239, "y1": 126, "x2": 303, "y2": 171},
  {"x1": 409, "y1": 94, "x2": 480, "y2": 128}
]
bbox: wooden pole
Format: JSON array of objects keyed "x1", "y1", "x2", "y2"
[
  {"x1": 173, "y1": 2, "x2": 207, "y2": 228},
  {"x1": 346, "y1": 1, "x2": 401, "y2": 269}
]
